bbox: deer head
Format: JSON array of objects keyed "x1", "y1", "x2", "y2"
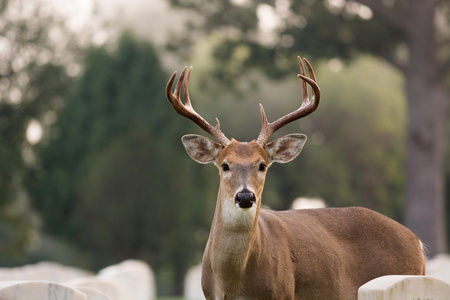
[{"x1": 166, "y1": 57, "x2": 320, "y2": 214}]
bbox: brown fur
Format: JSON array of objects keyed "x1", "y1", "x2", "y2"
[{"x1": 202, "y1": 206, "x2": 425, "y2": 300}]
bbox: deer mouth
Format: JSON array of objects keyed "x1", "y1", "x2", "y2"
[{"x1": 235, "y1": 189, "x2": 256, "y2": 209}]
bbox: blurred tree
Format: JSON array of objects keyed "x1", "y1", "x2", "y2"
[
  {"x1": 29, "y1": 33, "x2": 217, "y2": 296},
  {"x1": 294, "y1": 57, "x2": 406, "y2": 218},
  {"x1": 169, "y1": 0, "x2": 450, "y2": 257},
  {"x1": 0, "y1": 0, "x2": 82, "y2": 258}
]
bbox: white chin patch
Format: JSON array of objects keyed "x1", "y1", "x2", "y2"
[{"x1": 223, "y1": 197, "x2": 256, "y2": 227}]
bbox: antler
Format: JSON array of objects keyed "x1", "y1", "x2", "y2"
[
  {"x1": 166, "y1": 66, "x2": 231, "y2": 146},
  {"x1": 256, "y1": 57, "x2": 321, "y2": 145}
]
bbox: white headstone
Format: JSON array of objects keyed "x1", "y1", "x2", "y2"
[
  {"x1": 0, "y1": 261, "x2": 92, "y2": 282},
  {"x1": 65, "y1": 277, "x2": 120, "y2": 300},
  {"x1": 0, "y1": 281, "x2": 87, "y2": 300},
  {"x1": 184, "y1": 264, "x2": 204, "y2": 300},
  {"x1": 290, "y1": 197, "x2": 326, "y2": 210},
  {"x1": 72, "y1": 286, "x2": 112, "y2": 300},
  {"x1": 358, "y1": 275, "x2": 450, "y2": 300},
  {"x1": 98, "y1": 259, "x2": 156, "y2": 300}
]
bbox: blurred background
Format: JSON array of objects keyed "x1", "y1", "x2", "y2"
[{"x1": 0, "y1": 0, "x2": 449, "y2": 297}]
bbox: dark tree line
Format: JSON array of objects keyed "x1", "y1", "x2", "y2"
[
  {"x1": 27, "y1": 34, "x2": 217, "y2": 295},
  {"x1": 0, "y1": 0, "x2": 79, "y2": 258}
]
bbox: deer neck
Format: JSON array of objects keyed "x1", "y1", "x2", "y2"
[{"x1": 208, "y1": 185, "x2": 262, "y2": 275}]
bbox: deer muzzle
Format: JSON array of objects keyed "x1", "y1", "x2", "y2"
[{"x1": 235, "y1": 189, "x2": 256, "y2": 209}]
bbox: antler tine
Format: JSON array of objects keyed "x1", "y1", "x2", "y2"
[
  {"x1": 183, "y1": 66, "x2": 194, "y2": 109},
  {"x1": 166, "y1": 66, "x2": 231, "y2": 146},
  {"x1": 298, "y1": 56, "x2": 309, "y2": 107},
  {"x1": 256, "y1": 56, "x2": 321, "y2": 146}
]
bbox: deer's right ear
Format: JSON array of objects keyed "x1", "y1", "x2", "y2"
[
  {"x1": 181, "y1": 134, "x2": 222, "y2": 164},
  {"x1": 265, "y1": 133, "x2": 307, "y2": 163}
]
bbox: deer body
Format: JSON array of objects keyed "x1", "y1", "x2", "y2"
[
  {"x1": 202, "y1": 206, "x2": 424, "y2": 300},
  {"x1": 166, "y1": 58, "x2": 425, "y2": 299},
  {"x1": 192, "y1": 140, "x2": 424, "y2": 300}
]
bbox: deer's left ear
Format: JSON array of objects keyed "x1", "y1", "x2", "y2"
[{"x1": 265, "y1": 133, "x2": 307, "y2": 163}]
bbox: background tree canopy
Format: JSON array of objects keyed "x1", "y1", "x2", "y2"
[
  {"x1": 27, "y1": 34, "x2": 218, "y2": 295},
  {"x1": 0, "y1": 0, "x2": 80, "y2": 258}
]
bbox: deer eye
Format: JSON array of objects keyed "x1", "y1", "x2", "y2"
[
  {"x1": 221, "y1": 164, "x2": 230, "y2": 171},
  {"x1": 259, "y1": 163, "x2": 267, "y2": 172}
]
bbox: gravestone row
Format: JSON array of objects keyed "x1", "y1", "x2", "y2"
[
  {"x1": 0, "y1": 260, "x2": 156, "y2": 300},
  {"x1": 1, "y1": 249, "x2": 449, "y2": 299}
]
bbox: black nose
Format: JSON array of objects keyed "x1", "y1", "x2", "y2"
[{"x1": 235, "y1": 189, "x2": 256, "y2": 208}]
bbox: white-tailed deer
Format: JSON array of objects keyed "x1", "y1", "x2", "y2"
[{"x1": 166, "y1": 57, "x2": 425, "y2": 300}]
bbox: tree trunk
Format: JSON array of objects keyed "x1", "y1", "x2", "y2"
[
  {"x1": 404, "y1": 72, "x2": 448, "y2": 257},
  {"x1": 403, "y1": 0, "x2": 448, "y2": 257}
]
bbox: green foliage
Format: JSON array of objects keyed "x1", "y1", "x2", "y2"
[
  {"x1": 0, "y1": 0, "x2": 78, "y2": 258},
  {"x1": 168, "y1": 0, "x2": 399, "y2": 87},
  {"x1": 28, "y1": 33, "x2": 217, "y2": 295},
  {"x1": 296, "y1": 56, "x2": 406, "y2": 218}
]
